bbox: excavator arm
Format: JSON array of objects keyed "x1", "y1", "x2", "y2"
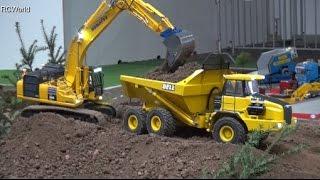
[
  {"x1": 17, "y1": 0, "x2": 195, "y2": 109},
  {"x1": 65, "y1": 0, "x2": 195, "y2": 94}
]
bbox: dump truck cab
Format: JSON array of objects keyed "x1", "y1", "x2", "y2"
[
  {"x1": 217, "y1": 74, "x2": 265, "y2": 113},
  {"x1": 211, "y1": 74, "x2": 294, "y2": 143}
]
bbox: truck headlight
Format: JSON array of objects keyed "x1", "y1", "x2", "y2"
[
  {"x1": 98, "y1": 96, "x2": 103, "y2": 100},
  {"x1": 277, "y1": 123, "x2": 283, "y2": 129}
]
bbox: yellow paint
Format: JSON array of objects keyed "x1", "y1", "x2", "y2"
[
  {"x1": 151, "y1": 116, "x2": 162, "y2": 132},
  {"x1": 275, "y1": 82, "x2": 320, "y2": 104},
  {"x1": 219, "y1": 126, "x2": 234, "y2": 142},
  {"x1": 223, "y1": 74, "x2": 265, "y2": 81},
  {"x1": 17, "y1": 0, "x2": 180, "y2": 108},
  {"x1": 128, "y1": 115, "x2": 139, "y2": 131},
  {"x1": 121, "y1": 69, "x2": 293, "y2": 134}
]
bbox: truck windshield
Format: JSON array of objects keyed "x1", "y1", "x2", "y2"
[{"x1": 245, "y1": 80, "x2": 259, "y2": 95}]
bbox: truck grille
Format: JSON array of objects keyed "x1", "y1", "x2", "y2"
[{"x1": 284, "y1": 105, "x2": 292, "y2": 125}]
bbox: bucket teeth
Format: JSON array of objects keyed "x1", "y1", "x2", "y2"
[{"x1": 163, "y1": 30, "x2": 195, "y2": 72}]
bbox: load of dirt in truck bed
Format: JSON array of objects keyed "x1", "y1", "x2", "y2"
[
  {"x1": 0, "y1": 112, "x2": 320, "y2": 179},
  {"x1": 145, "y1": 61, "x2": 202, "y2": 83}
]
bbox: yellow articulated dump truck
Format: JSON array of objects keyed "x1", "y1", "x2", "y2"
[{"x1": 120, "y1": 54, "x2": 296, "y2": 143}]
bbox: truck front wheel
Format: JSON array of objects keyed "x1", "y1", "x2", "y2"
[
  {"x1": 146, "y1": 108, "x2": 176, "y2": 136},
  {"x1": 213, "y1": 117, "x2": 246, "y2": 144}
]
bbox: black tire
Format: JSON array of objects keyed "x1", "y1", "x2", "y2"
[
  {"x1": 212, "y1": 117, "x2": 246, "y2": 144},
  {"x1": 123, "y1": 108, "x2": 147, "y2": 135},
  {"x1": 146, "y1": 108, "x2": 176, "y2": 136}
]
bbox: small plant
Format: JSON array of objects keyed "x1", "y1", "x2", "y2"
[
  {"x1": 235, "y1": 52, "x2": 252, "y2": 68},
  {"x1": 0, "y1": 90, "x2": 22, "y2": 138},
  {"x1": 213, "y1": 125, "x2": 303, "y2": 179},
  {"x1": 15, "y1": 22, "x2": 47, "y2": 71},
  {"x1": 41, "y1": 19, "x2": 66, "y2": 65},
  {"x1": 1, "y1": 64, "x2": 24, "y2": 87}
]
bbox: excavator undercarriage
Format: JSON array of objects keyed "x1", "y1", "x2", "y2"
[{"x1": 20, "y1": 105, "x2": 108, "y2": 125}]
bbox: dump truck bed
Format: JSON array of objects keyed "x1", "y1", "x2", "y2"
[{"x1": 120, "y1": 69, "x2": 230, "y2": 115}]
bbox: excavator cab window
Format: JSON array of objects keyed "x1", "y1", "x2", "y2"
[{"x1": 89, "y1": 68, "x2": 104, "y2": 96}]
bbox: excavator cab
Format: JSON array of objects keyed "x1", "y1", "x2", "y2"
[{"x1": 89, "y1": 67, "x2": 104, "y2": 96}]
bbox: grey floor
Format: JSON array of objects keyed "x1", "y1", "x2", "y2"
[{"x1": 292, "y1": 97, "x2": 320, "y2": 114}]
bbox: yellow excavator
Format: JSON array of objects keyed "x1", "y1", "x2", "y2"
[{"x1": 16, "y1": 0, "x2": 195, "y2": 123}]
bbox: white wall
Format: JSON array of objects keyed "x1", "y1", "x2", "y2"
[
  {"x1": 62, "y1": 0, "x2": 320, "y2": 67},
  {"x1": 0, "y1": 0, "x2": 64, "y2": 69},
  {"x1": 63, "y1": 0, "x2": 218, "y2": 66}
]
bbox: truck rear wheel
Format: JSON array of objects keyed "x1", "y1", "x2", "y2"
[
  {"x1": 146, "y1": 108, "x2": 176, "y2": 136},
  {"x1": 212, "y1": 117, "x2": 246, "y2": 144},
  {"x1": 123, "y1": 108, "x2": 147, "y2": 135}
]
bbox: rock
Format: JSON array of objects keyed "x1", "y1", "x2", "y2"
[
  {"x1": 158, "y1": 174, "x2": 164, "y2": 179},
  {"x1": 0, "y1": 141, "x2": 6, "y2": 146},
  {"x1": 93, "y1": 149, "x2": 99, "y2": 156},
  {"x1": 124, "y1": 146, "x2": 131, "y2": 151},
  {"x1": 23, "y1": 143, "x2": 29, "y2": 148},
  {"x1": 65, "y1": 155, "x2": 70, "y2": 160},
  {"x1": 138, "y1": 171, "x2": 143, "y2": 176},
  {"x1": 114, "y1": 159, "x2": 120, "y2": 164},
  {"x1": 145, "y1": 139, "x2": 153, "y2": 145},
  {"x1": 121, "y1": 152, "x2": 126, "y2": 157},
  {"x1": 140, "y1": 161, "x2": 147, "y2": 169},
  {"x1": 103, "y1": 169, "x2": 110, "y2": 174},
  {"x1": 65, "y1": 134, "x2": 71, "y2": 140},
  {"x1": 177, "y1": 158, "x2": 183, "y2": 163}
]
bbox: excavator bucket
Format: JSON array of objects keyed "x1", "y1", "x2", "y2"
[{"x1": 162, "y1": 30, "x2": 195, "y2": 72}]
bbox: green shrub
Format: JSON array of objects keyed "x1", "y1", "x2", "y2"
[
  {"x1": 212, "y1": 125, "x2": 303, "y2": 179},
  {"x1": 235, "y1": 52, "x2": 252, "y2": 67},
  {"x1": 0, "y1": 90, "x2": 22, "y2": 138},
  {"x1": 41, "y1": 19, "x2": 66, "y2": 65}
]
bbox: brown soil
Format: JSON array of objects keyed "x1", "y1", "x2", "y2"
[
  {"x1": 261, "y1": 123, "x2": 320, "y2": 178},
  {"x1": 1, "y1": 57, "x2": 319, "y2": 178},
  {"x1": 145, "y1": 62, "x2": 202, "y2": 83},
  {"x1": 111, "y1": 61, "x2": 202, "y2": 119},
  {"x1": 0, "y1": 113, "x2": 319, "y2": 179},
  {"x1": 0, "y1": 113, "x2": 237, "y2": 179}
]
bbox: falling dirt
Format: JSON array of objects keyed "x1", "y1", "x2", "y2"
[{"x1": 145, "y1": 62, "x2": 202, "y2": 83}]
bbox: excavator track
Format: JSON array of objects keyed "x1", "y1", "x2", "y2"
[{"x1": 20, "y1": 105, "x2": 107, "y2": 125}]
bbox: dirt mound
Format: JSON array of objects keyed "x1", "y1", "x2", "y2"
[
  {"x1": 0, "y1": 113, "x2": 238, "y2": 178},
  {"x1": 0, "y1": 113, "x2": 320, "y2": 178},
  {"x1": 145, "y1": 62, "x2": 202, "y2": 83},
  {"x1": 261, "y1": 123, "x2": 320, "y2": 179}
]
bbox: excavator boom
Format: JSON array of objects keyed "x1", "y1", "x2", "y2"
[
  {"x1": 65, "y1": 0, "x2": 195, "y2": 91},
  {"x1": 17, "y1": 0, "x2": 195, "y2": 116}
]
